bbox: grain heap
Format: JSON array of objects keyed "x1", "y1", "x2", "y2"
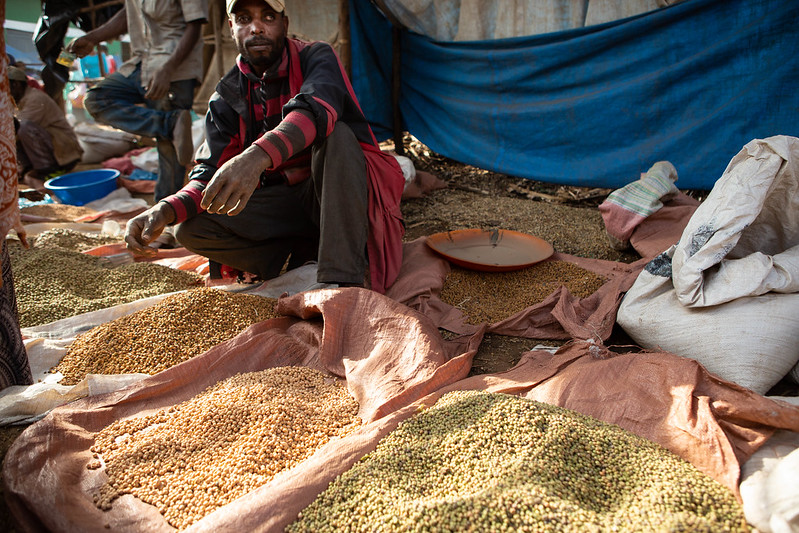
[
  {"x1": 52, "y1": 288, "x2": 280, "y2": 384},
  {"x1": 32, "y1": 227, "x2": 121, "y2": 252},
  {"x1": 20, "y1": 203, "x2": 97, "y2": 222},
  {"x1": 90, "y1": 366, "x2": 361, "y2": 530},
  {"x1": 12, "y1": 247, "x2": 203, "y2": 327},
  {"x1": 440, "y1": 260, "x2": 606, "y2": 324},
  {"x1": 289, "y1": 390, "x2": 747, "y2": 533}
]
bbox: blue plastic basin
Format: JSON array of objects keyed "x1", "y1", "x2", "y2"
[{"x1": 44, "y1": 169, "x2": 120, "y2": 206}]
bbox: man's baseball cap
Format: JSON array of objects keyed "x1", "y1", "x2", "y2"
[
  {"x1": 7, "y1": 66, "x2": 27, "y2": 82},
  {"x1": 226, "y1": 0, "x2": 285, "y2": 15}
]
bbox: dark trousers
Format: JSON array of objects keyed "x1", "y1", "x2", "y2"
[{"x1": 175, "y1": 122, "x2": 369, "y2": 285}]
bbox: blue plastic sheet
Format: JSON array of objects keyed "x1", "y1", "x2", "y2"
[
  {"x1": 351, "y1": 0, "x2": 799, "y2": 189},
  {"x1": 19, "y1": 196, "x2": 55, "y2": 208}
]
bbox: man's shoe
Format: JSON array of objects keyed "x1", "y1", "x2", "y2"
[{"x1": 172, "y1": 109, "x2": 194, "y2": 167}]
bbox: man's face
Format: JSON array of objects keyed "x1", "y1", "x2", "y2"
[
  {"x1": 229, "y1": 0, "x2": 289, "y2": 75},
  {"x1": 9, "y1": 80, "x2": 25, "y2": 104}
]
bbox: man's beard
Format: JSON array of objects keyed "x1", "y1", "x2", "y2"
[{"x1": 240, "y1": 37, "x2": 283, "y2": 70}]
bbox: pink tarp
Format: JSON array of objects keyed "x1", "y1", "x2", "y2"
[{"x1": 6, "y1": 200, "x2": 798, "y2": 531}]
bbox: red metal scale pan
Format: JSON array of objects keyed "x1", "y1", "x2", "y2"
[{"x1": 425, "y1": 228, "x2": 554, "y2": 272}]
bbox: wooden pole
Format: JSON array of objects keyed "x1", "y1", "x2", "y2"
[
  {"x1": 338, "y1": 0, "x2": 351, "y2": 78},
  {"x1": 391, "y1": 25, "x2": 403, "y2": 155},
  {"x1": 214, "y1": 0, "x2": 225, "y2": 79},
  {"x1": 370, "y1": 0, "x2": 406, "y2": 154}
]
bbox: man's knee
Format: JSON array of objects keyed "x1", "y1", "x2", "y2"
[
  {"x1": 325, "y1": 122, "x2": 358, "y2": 149},
  {"x1": 82, "y1": 88, "x2": 104, "y2": 117},
  {"x1": 173, "y1": 218, "x2": 201, "y2": 251},
  {"x1": 312, "y1": 122, "x2": 365, "y2": 176}
]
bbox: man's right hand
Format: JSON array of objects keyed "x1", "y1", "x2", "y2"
[
  {"x1": 124, "y1": 203, "x2": 176, "y2": 257},
  {"x1": 65, "y1": 36, "x2": 97, "y2": 59}
]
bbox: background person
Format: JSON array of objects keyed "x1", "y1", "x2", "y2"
[
  {"x1": 8, "y1": 66, "x2": 83, "y2": 189},
  {"x1": 66, "y1": 0, "x2": 208, "y2": 202}
]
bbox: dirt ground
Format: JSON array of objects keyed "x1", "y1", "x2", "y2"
[{"x1": 1, "y1": 136, "x2": 795, "y2": 529}]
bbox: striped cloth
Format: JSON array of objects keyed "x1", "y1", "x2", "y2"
[{"x1": 599, "y1": 161, "x2": 679, "y2": 250}]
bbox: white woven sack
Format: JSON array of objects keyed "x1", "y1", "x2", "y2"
[
  {"x1": 739, "y1": 396, "x2": 799, "y2": 533},
  {"x1": 618, "y1": 136, "x2": 799, "y2": 395},
  {"x1": 671, "y1": 136, "x2": 799, "y2": 307}
]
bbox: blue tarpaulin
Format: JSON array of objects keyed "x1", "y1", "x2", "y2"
[{"x1": 350, "y1": 0, "x2": 799, "y2": 189}]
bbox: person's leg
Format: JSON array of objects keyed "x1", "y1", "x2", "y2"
[
  {"x1": 84, "y1": 67, "x2": 194, "y2": 201},
  {"x1": 151, "y1": 79, "x2": 196, "y2": 201},
  {"x1": 175, "y1": 182, "x2": 319, "y2": 280},
  {"x1": 302, "y1": 122, "x2": 369, "y2": 286},
  {"x1": 84, "y1": 66, "x2": 159, "y2": 137}
]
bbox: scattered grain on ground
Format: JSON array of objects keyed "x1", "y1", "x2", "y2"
[{"x1": 402, "y1": 190, "x2": 639, "y2": 263}]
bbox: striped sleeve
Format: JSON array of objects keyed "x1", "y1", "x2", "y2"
[
  {"x1": 253, "y1": 109, "x2": 316, "y2": 169},
  {"x1": 163, "y1": 176, "x2": 207, "y2": 223}
]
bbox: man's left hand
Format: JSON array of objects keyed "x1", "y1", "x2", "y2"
[
  {"x1": 145, "y1": 66, "x2": 172, "y2": 101},
  {"x1": 201, "y1": 146, "x2": 272, "y2": 216}
]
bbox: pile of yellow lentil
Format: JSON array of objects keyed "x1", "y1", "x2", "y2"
[
  {"x1": 12, "y1": 247, "x2": 203, "y2": 327},
  {"x1": 52, "y1": 288, "x2": 280, "y2": 384},
  {"x1": 90, "y1": 366, "x2": 361, "y2": 530},
  {"x1": 440, "y1": 260, "x2": 606, "y2": 324},
  {"x1": 289, "y1": 390, "x2": 747, "y2": 532}
]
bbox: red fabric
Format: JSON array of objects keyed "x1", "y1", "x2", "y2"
[
  {"x1": 628, "y1": 193, "x2": 700, "y2": 259},
  {"x1": 361, "y1": 143, "x2": 406, "y2": 294},
  {"x1": 102, "y1": 147, "x2": 151, "y2": 175}
]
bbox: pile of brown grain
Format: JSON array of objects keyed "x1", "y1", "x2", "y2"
[
  {"x1": 440, "y1": 260, "x2": 606, "y2": 324},
  {"x1": 53, "y1": 287, "x2": 280, "y2": 384},
  {"x1": 90, "y1": 366, "x2": 361, "y2": 530},
  {"x1": 32, "y1": 228, "x2": 122, "y2": 252},
  {"x1": 21, "y1": 203, "x2": 98, "y2": 222}
]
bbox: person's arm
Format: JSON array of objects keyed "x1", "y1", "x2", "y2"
[
  {"x1": 66, "y1": 7, "x2": 128, "y2": 58},
  {"x1": 162, "y1": 89, "x2": 246, "y2": 222},
  {"x1": 144, "y1": 20, "x2": 204, "y2": 101},
  {"x1": 200, "y1": 108, "x2": 321, "y2": 215}
]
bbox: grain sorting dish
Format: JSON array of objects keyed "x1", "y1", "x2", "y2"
[
  {"x1": 289, "y1": 390, "x2": 747, "y2": 532},
  {"x1": 52, "y1": 287, "x2": 280, "y2": 384},
  {"x1": 440, "y1": 260, "x2": 606, "y2": 324},
  {"x1": 90, "y1": 366, "x2": 361, "y2": 530}
]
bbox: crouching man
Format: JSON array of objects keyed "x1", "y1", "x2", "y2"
[{"x1": 124, "y1": 0, "x2": 405, "y2": 292}]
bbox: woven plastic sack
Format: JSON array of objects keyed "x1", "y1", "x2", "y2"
[
  {"x1": 618, "y1": 136, "x2": 799, "y2": 394},
  {"x1": 739, "y1": 396, "x2": 799, "y2": 533}
]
